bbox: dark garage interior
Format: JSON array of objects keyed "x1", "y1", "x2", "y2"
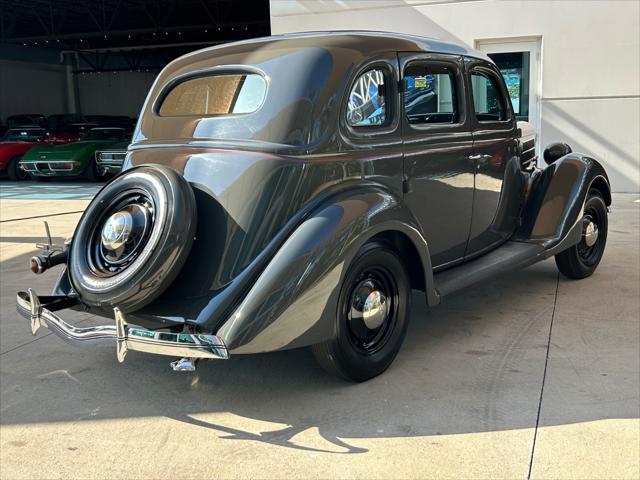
[{"x1": 0, "y1": 0, "x2": 270, "y2": 127}]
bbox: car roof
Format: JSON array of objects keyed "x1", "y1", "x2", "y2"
[
  {"x1": 135, "y1": 30, "x2": 493, "y2": 152},
  {"x1": 186, "y1": 30, "x2": 489, "y2": 61}
]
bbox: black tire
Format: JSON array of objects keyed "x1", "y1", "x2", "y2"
[
  {"x1": 69, "y1": 165, "x2": 196, "y2": 312},
  {"x1": 7, "y1": 156, "x2": 28, "y2": 181},
  {"x1": 86, "y1": 159, "x2": 102, "y2": 182},
  {"x1": 312, "y1": 241, "x2": 411, "y2": 382},
  {"x1": 555, "y1": 189, "x2": 608, "y2": 279}
]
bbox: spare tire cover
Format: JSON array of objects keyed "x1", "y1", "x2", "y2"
[{"x1": 69, "y1": 164, "x2": 196, "y2": 312}]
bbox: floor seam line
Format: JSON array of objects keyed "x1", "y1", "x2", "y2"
[
  {"x1": 0, "y1": 210, "x2": 85, "y2": 224},
  {"x1": 527, "y1": 271, "x2": 560, "y2": 479}
]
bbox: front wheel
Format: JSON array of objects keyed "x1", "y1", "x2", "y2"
[
  {"x1": 7, "y1": 156, "x2": 29, "y2": 181},
  {"x1": 555, "y1": 189, "x2": 608, "y2": 279},
  {"x1": 86, "y1": 159, "x2": 103, "y2": 182},
  {"x1": 312, "y1": 241, "x2": 411, "y2": 382}
]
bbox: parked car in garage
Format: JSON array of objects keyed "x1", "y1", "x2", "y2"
[
  {"x1": 6, "y1": 114, "x2": 47, "y2": 128},
  {"x1": 46, "y1": 113, "x2": 86, "y2": 131},
  {"x1": 20, "y1": 127, "x2": 129, "y2": 181},
  {"x1": 85, "y1": 115, "x2": 135, "y2": 133},
  {"x1": 95, "y1": 140, "x2": 129, "y2": 176},
  {"x1": 45, "y1": 123, "x2": 99, "y2": 145},
  {"x1": 0, "y1": 127, "x2": 49, "y2": 180},
  {"x1": 17, "y1": 32, "x2": 610, "y2": 381}
]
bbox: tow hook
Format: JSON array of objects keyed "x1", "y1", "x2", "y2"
[
  {"x1": 31, "y1": 221, "x2": 70, "y2": 274},
  {"x1": 170, "y1": 357, "x2": 200, "y2": 372}
]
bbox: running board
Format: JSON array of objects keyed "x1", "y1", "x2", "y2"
[{"x1": 433, "y1": 241, "x2": 545, "y2": 299}]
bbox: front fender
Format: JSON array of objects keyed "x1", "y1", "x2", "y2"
[
  {"x1": 518, "y1": 153, "x2": 610, "y2": 249},
  {"x1": 216, "y1": 186, "x2": 435, "y2": 354}
]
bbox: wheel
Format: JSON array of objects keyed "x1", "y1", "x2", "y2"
[
  {"x1": 312, "y1": 241, "x2": 411, "y2": 381},
  {"x1": 7, "y1": 156, "x2": 29, "y2": 181},
  {"x1": 69, "y1": 165, "x2": 197, "y2": 312},
  {"x1": 555, "y1": 189, "x2": 608, "y2": 279},
  {"x1": 86, "y1": 159, "x2": 102, "y2": 182}
]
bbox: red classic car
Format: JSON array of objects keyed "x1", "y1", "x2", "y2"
[
  {"x1": 45, "y1": 123, "x2": 99, "y2": 145},
  {"x1": 0, "y1": 127, "x2": 48, "y2": 180}
]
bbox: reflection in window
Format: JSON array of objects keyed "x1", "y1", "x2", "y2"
[
  {"x1": 471, "y1": 72, "x2": 506, "y2": 122},
  {"x1": 404, "y1": 65, "x2": 456, "y2": 124},
  {"x1": 347, "y1": 69, "x2": 386, "y2": 127},
  {"x1": 159, "y1": 73, "x2": 266, "y2": 116}
]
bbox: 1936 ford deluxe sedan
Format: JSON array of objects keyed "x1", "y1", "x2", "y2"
[{"x1": 17, "y1": 32, "x2": 611, "y2": 381}]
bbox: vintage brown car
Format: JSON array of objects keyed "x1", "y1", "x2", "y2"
[{"x1": 17, "y1": 32, "x2": 610, "y2": 381}]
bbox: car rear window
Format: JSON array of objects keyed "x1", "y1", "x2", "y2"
[{"x1": 158, "y1": 73, "x2": 267, "y2": 116}]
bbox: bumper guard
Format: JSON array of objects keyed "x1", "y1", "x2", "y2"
[{"x1": 16, "y1": 289, "x2": 228, "y2": 362}]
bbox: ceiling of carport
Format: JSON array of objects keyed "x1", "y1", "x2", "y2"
[{"x1": 0, "y1": 0, "x2": 270, "y2": 71}]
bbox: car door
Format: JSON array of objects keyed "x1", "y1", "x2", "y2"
[
  {"x1": 400, "y1": 53, "x2": 474, "y2": 269},
  {"x1": 465, "y1": 57, "x2": 523, "y2": 258}
]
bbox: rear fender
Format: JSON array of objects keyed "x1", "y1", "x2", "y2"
[
  {"x1": 216, "y1": 186, "x2": 436, "y2": 354},
  {"x1": 517, "y1": 153, "x2": 610, "y2": 251}
]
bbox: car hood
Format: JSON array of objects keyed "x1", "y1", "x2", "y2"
[
  {"x1": 96, "y1": 140, "x2": 130, "y2": 152},
  {"x1": 22, "y1": 140, "x2": 115, "y2": 160},
  {"x1": 0, "y1": 141, "x2": 40, "y2": 160}
]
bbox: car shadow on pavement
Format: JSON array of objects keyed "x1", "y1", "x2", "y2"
[{"x1": 1, "y1": 248, "x2": 638, "y2": 455}]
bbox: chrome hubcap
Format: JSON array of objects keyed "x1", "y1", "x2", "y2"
[
  {"x1": 583, "y1": 219, "x2": 599, "y2": 248},
  {"x1": 101, "y1": 211, "x2": 133, "y2": 251},
  {"x1": 361, "y1": 290, "x2": 388, "y2": 330},
  {"x1": 99, "y1": 203, "x2": 151, "y2": 266},
  {"x1": 346, "y1": 272, "x2": 396, "y2": 354}
]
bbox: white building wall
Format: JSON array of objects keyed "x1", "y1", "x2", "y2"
[{"x1": 270, "y1": 0, "x2": 640, "y2": 192}]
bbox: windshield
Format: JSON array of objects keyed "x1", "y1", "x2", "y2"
[
  {"x1": 54, "y1": 124, "x2": 95, "y2": 134},
  {"x1": 159, "y1": 73, "x2": 266, "y2": 116},
  {"x1": 82, "y1": 129, "x2": 126, "y2": 141},
  {"x1": 2, "y1": 128, "x2": 46, "y2": 141}
]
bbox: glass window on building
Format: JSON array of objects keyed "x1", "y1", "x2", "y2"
[{"x1": 487, "y1": 52, "x2": 530, "y2": 122}]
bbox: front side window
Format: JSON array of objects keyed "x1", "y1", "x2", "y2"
[
  {"x1": 347, "y1": 69, "x2": 386, "y2": 127},
  {"x1": 404, "y1": 64, "x2": 457, "y2": 124},
  {"x1": 159, "y1": 73, "x2": 267, "y2": 116},
  {"x1": 470, "y1": 71, "x2": 507, "y2": 122}
]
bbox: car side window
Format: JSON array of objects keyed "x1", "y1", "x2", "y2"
[
  {"x1": 470, "y1": 71, "x2": 507, "y2": 122},
  {"x1": 347, "y1": 69, "x2": 387, "y2": 127},
  {"x1": 404, "y1": 64, "x2": 457, "y2": 124}
]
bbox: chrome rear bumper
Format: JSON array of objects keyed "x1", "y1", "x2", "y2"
[{"x1": 16, "y1": 289, "x2": 228, "y2": 362}]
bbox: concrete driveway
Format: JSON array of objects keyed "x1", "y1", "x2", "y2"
[{"x1": 1, "y1": 185, "x2": 638, "y2": 479}]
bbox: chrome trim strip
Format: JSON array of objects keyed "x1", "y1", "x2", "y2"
[{"x1": 16, "y1": 290, "x2": 229, "y2": 361}]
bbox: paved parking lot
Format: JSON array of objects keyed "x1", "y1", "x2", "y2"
[{"x1": 0, "y1": 183, "x2": 638, "y2": 479}]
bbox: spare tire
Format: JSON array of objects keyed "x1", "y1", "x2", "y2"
[{"x1": 69, "y1": 165, "x2": 196, "y2": 313}]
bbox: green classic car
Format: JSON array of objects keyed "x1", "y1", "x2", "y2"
[{"x1": 20, "y1": 127, "x2": 129, "y2": 181}]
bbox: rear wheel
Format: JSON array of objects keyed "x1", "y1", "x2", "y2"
[
  {"x1": 555, "y1": 189, "x2": 608, "y2": 279},
  {"x1": 7, "y1": 156, "x2": 28, "y2": 181},
  {"x1": 312, "y1": 241, "x2": 411, "y2": 382}
]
